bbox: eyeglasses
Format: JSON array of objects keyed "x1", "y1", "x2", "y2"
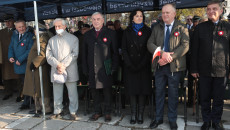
[{"x1": 187, "y1": 18, "x2": 192, "y2": 21}]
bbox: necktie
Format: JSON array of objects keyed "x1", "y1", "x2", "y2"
[
  {"x1": 188, "y1": 25, "x2": 191, "y2": 29},
  {"x1": 164, "y1": 25, "x2": 170, "y2": 52},
  {"x1": 96, "y1": 31, "x2": 100, "y2": 38},
  {"x1": 19, "y1": 34, "x2": 22, "y2": 41}
]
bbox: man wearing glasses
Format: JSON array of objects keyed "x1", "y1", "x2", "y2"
[{"x1": 186, "y1": 15, "x2": 193, "y2": 30}]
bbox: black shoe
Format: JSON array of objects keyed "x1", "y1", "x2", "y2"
[
  {"x1": 137, "y1": 113, "x2": 143, "y2": 124},
  {"x1": 19, "y1": 105, "x2": 30, "y2": 110},
  {"x1": 201, "y1": 122, "x2": 211, "y2": 130},
  {"x1": 16, "y1": 97, "x2": 22, "y2": 102},
  {"x1": 89, "y1": 113, "x2": 103, "y2": 121},
  {"x1": 169, "y1": 121, "x2": 178, "y2": 130},
  {"x1": 2, "y1": 94, "x2": 12, "y2": 100},
  {"x1": 29, "y1": 110, "x2": 41, "y2": 114},
  {"x1": 130, "y1": 114, "x2": 136, "y2": 124},
  {"x1": 212, "y1": 122, "x2": 224, "y2": 130},
  {"x1": 149, "y1": 120, "x2": 163, "y2": 129}
]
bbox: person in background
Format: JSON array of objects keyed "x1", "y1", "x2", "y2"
[
  {"x1": 0, "y1": 15, "x2": 20, "y2": 101},
  {"x1": 74, "y1": 24, "x2": 90, "y2": 86},
  {"x1": 69, "y1": 27, "x2": 76, "y2": 34},
  {"x1": 151, "y1": 13, "x2": 162, "y2": 29},
  {"x1": 187, "y1": 15, "x2": 201, "y2": 107},
  {"x1": 106, "y1": 21, "x2": 115, "y2": 30},
  {"x1": 8, "y1": 20, "x2": 34, "y2": 110},
  {"x1": 147, "y1": 3, "x2": 189, "y2": 130},
  {"x1": 22, "y1": 21, "x2": 52, "y2": 116},
  {"x1": 190, "y1": 1, "x2": 230, "y2": 129},
  {"x1": 122, "y1": 9, "x2": 152, "y2": 124},
  {"x1": 74, "y1": 24, "x2": 90, "y2": 100},
  {"x1": 186, "y1": 15, "x2": 193, "y2": 30},
  {"x1": 74, "y1": 21, "x2": 84, "y2": 36},
  {"x1": 46, "y1": 18, "x2": 79, "y2": 120},
  {"x1": 227, "y1": 13, "x2": 230, "y2": 22},
  {"x1": 114, "y1": 20, "x2": 123, "y2": 53},
  {"x1": 82, "y1": 12, "x2": 119, "y2": 122}
]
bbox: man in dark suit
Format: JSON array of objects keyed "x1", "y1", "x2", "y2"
[
  {"x1": 82, "y1": 12, "x2": 119, "y2": 122},
  {"x1": 191, "y1": 1, "x2": 230, "y2": 130},
  {"x1": 147, "y1": 3, "x2": 189, "y2": 130}
]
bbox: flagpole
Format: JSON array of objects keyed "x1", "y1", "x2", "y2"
[{"x1": 33, "y1": 0, "x2": 46, "y2": 119}]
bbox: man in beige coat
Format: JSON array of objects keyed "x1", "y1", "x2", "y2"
[
  {"x1": 23, "y1": 22, "x2": 52, "y2": 115},
  {"x1": 46, "y1": 18, "x2": 79, "y2": 120},
  {"x1": 0, "y1": 15, "x2": 20, "y2": 100}
]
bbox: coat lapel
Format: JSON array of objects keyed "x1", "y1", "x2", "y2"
[
  {"x1": 159, "y1": 22, "x2": 165, "y2": 48},
  {"x1": 97, "y1": 26, "x2": 106, "y2": 42},
  {"x1": 171, "y1": 20, "x2": 179, "y2": 37}
]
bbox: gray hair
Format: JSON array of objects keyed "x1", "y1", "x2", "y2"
[
  {"x1": 14, "y1": 20, "x2": 26, "y2": 26},
  {"x1": 207, "y1": 1, "x2": 223, "y2": 9},
  {"x1": 91, "y1": 12, "x2": 104, "y2": 18},
  {"x1": 162, "y1": 3, "x2": 176, "y2": 12},
  {"x1": 53, "y1": 18, "x2": 66, "y2": 26}
]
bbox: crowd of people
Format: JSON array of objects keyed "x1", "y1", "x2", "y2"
[{"x1": 0, "y1": 1, "x2": 229, "y2": 130}]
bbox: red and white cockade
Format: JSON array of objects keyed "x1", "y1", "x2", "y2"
[
  {"x1": 138, "y1": 31, "x2": 142, "y2": 36},
  {"x1": 218, "y1": 31, "x2": 224, "y2": 36},
  {"x1": 174, "y1": 32, "x2": 179, "y2": 37},
  {"x1": 103, "y1": 37, "x2": 107, "y2": 42}
]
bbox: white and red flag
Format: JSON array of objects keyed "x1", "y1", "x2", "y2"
[{"x1": 152, "y1": 47, "x2": 161, "y2": 63}]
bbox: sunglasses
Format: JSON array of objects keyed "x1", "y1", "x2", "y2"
[{"x1": 187, "y1": 18, "x2": 192, "y2": 21}]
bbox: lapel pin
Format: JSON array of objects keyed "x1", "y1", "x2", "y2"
[
  {"x1": 138, "y1": 31, "x2": 142, "y2": 36},
  {"x1": 103, "y1": 37, "x2": 107, "y2": 42}
]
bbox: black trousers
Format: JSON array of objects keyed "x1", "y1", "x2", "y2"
[
  {"x1": 199, "y1": 76, "x2": 226, "y2": 123},
  {"x1": 3, "y1": 79, "x2": 19, "y2": 95},
  {"x1": 91, "y1": 87, "x2": 112, "y2": 115}
]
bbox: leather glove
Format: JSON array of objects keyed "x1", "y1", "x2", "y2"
[{"x1": 30, "y1": 63, "x2": 36, "y2": 71}]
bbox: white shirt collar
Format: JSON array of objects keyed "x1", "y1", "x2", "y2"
[
  {"x1": 164, "y1": 20, "x2": 175, "y2": 27},
  {"x1": 214, "y1": 20, "x2": 219, "y2": 24}
]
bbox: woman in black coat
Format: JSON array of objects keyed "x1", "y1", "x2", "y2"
[{"x1": 122, "y1": 9, "x2": 152, "y2": 124}]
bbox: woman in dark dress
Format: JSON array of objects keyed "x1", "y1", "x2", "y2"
[{"x1": 122, "y1": 9, "x2": 152, "y2": 124}]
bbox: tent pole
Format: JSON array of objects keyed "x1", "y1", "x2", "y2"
[
  {"x1": 102, "y1": 0, "x2": 107, "y2": 22},
  {"x1": 33, "y1": 1, "x2": 46, "y2": 120}
]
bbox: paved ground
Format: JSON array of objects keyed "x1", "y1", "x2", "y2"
[{"x1": 0, "y1": 85, "x2": 230, "y2": 130}]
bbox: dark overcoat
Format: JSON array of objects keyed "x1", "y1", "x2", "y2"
[
  {"x1": 122, "y1": 25, "x2": 152, "y2": 96},
  {"x1": 82, "y1": 26, "x2": 119, "y2": 89},
  {"x1": 190, "y1": 20, "x2": 230, "y2": 77},
  {"x1": 0, "y1": 28, "x2": 20, "y2": 80},
  {"x1": 23, "y1": 33, "x2": 51, "y2": 98}
]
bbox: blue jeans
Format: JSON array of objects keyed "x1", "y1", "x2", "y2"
[{"x1": 155, "y1": 64, "x2": 182, "y2": 122}]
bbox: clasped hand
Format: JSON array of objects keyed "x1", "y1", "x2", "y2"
[
  {"x1": 57, "y1": 63, "x2": 66, "y2": 74},
  {"x1": 158, "y1": 52, "x2": 174, "y2": 66}
]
